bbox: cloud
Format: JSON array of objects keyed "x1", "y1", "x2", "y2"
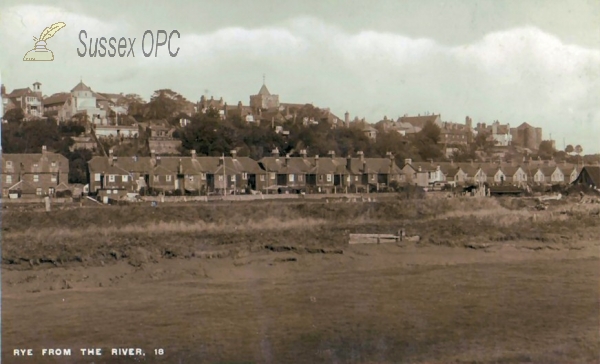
[{"x1": 1, "y1": 6, "x2": 599, "y2": 152}]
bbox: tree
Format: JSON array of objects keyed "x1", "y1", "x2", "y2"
[
  {"x1": 67, "y1": 148, "x2": 93, "y2": 184},
  {"x1": 147, "y1": 89, "x2": 189, "y2": 120},
  {"x1": 3, "y1": 108, "x2": 25, "y2": 123},
  {"x1": 565, "y1": 144, "x2": 574, "y2": 153},
  {"x1": 575, "y1": 145, "x2": 583, "y2": 155},
  {"x1": 537, "y1": 140, "x2": 556, "y2": 160},
  {"x1": 413, "y1": 121, "x2": 444, "y2": 161}
]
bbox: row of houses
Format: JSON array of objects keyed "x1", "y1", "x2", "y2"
[
  {"x1": 402, "y1": 159, "x2": 580, "y2": 188},
  {"x1": 87, "y1": 149, "x2": 586, "y2": 197},
  {"x1": 2, "y1": 147, "x2": 596, "y2": 199}
]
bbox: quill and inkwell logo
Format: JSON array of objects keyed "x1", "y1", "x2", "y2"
[{"x1": 23, "y1": 22, "x2": 66, "y2": 61}]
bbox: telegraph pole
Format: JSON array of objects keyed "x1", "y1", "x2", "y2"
[{"x1": 222, "y1": 153, "x2": 226, "y2": 196}]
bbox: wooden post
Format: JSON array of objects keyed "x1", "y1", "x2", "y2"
[{"x1": 44, "y1": 196, "x2": 51, "y2": 212}]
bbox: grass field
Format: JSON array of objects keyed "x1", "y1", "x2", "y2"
[{"x1": 2, "y1": 196, "x2": 599, "y2": 363}]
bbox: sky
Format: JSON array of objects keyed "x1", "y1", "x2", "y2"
[{"x1": 1, "y1": 0, "x2": 599, "y2": 153}]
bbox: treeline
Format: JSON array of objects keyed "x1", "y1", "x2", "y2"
[{"x1": 178, "y1": 109, "x2": 448, "y2": 161}]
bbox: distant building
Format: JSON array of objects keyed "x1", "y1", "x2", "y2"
[
  {"x1": 476, "y1": 120, "x2": 512, "y2": 146},
  {"x1": 510, "y1": 122, "x2": 542, "y2": 151},
  {"x1": 1, "y1": 146, "x2": 69, "y2": 198},
  {"x1": 363, "y1": 126, "x2": 378, "y2": 141},
  {"x1": 250, "y1": 82, "x2": 280, "y2": 112},
  {"x1": 3, "y1": 82, "x2": 44, "y2": 119},
  {"x1": 397, "y1": 113, "x2": 443, "y2": 129},
  {"x1": 44, "y1": 80, "x2": 107, "y2": 124}
]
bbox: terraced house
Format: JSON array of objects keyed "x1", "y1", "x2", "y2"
[
  {"x1": 259, "y1": 150, "x2": 405, "y2": 193},
  {"x1": 88, "y1": 150, "x2": 266, "y2": 197},
  {"x1": 2, "y1": 146, "x2": 69, "y2": 198}
]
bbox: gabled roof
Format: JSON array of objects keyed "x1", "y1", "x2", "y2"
[
  {"x1": 43, "y1": 92, "x2": 70, "y2": 105},
  {"x1": 397, "y1": 114, "x2": 441, "y2": 128},
  {"x1": 575, "y1": 166, "x2": 600, "y2": 187},
  {"x1": 538, "y1": 166, "x2": 560, "y2": 177},
  {"x1": 71, "y1": 81, "x2": 92, "y2": 92},
  {"x1": 2, "y1": 153, "x2": 69, "y2": 173},
  {"x1": 7, "y1": 180, "x2": 37, "y2": 193},
  {"x1": 482, "y1": 164, "x2": 502, "y2": 175},
  {"x1": 6, "y1": 87, "x2": 35, "y2": 98},
  {"x1": 499, "y1": 165, "x2": 522, "y2": 176},
  {"x1": 455, "y1": 163, "x2": 482, "y2": 176},
  {"x1": 559, "y1": 164, "x2": 578, "y2": 174}
]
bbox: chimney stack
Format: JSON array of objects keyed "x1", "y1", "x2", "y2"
[
  {"x1": 191, "y1": 150, "x2": 196, "y2": 160},
  {"x1": 328, "y1": 150, "x2": 335, "y2": 159},
  {"x1": 357, "y1": 151, "x2": 364, "y2": 162},
  {"x1": 418, "y1": 166, "x2": 422, "y2": 172},
  {"x1": 151, "y1": 150, "x2": 156, "y2": 159},
  {"x1": 404, "y1": 158, "x2": 412, "y2": 166},
  {"x1": 156, "y1": 156, "x2": 161, "y2": 165},
  {"x1": 285, "y1": 154, "x2": 290, "y2": 166},
  {"x1": 109, "y1": 149, "x2": 113, "y2": 158},
  {"x1": 314, "y1": 155, "x2": 319, "y2": 169},
  {"x1": 429, "y1": 159, "x2": 434, "y2": 165},
  {"x1": 231, "y1": 150, "x2": 237, "y2": 159},
  {"x1": 42, "y1": 145, "x2": 47, "y2": 154},
  {"x1": 271, "y1": 148, "x2": 279, "y2": 157},
  {"x1": 300, "y1": 149, "x2": 307, "y2": 158},
  {"x1": 218, "y1": 155, "x2": 224, "y2": 166}
]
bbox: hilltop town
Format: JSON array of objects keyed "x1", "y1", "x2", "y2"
[{"x1": 1, "y1": 80, "x2": 598, "y2": 200}]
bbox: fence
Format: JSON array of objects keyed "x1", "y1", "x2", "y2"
[{"x1": 1, "y1": 197, "x2": 74, "y2": 204}]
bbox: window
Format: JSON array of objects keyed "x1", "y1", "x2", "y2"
[
  {"x1": 122, "y1": 175, "x2": 128, "y2": 182},
  {"x1": 218, "y1": 175, "x2": 223, "y2": 181},
  {"x1": 326, "y1": 174, "x2": 332, "y2": 182},
  {"x1": 153, "y1": 175, "x2": 159, "y2": 182},
  {"x1": 201, "y1": 173, "x2": 206, "y2": 180},
  {"x1": 107, "y1": 190, "x2": 112, "y2": 194},
  {"x1": 289, "y1": 174, "x2": 295, "y2": 182},
  {"x1": 270, "y1": 173, "x2": 275, "y2": 180},
  {"x1": 51, "y1": 162, "x2": 56, "y2": 167},
  {"x1": 51, "y1": 174, "x2": 57, "y2": 182},
  {"x1": 113, "y1": 190, "x2": 118, "y2": 194},
  {"x1": 95, "y1": 173, "x2": 101, "y2": 182},
  {"x1": 242, "y1": 173, "x2": 248, "y2": 180},
  {"x1": 231, "y1": 175, "x2": 236, "y2": 182},
  {"x1": 109, "y1": 175, "x2": 116, "y2": 182},
  {"x1": 36, "y1": 188, "x2": 42, "y2": 195},
  {"x1": 166, "y1": 175, "x2": 172, "y2": 182},
  {"x1": 319, "y1": 175, "x2": 323, "y2": 182},
  {"x1": 33, "y1": 175, "x2": 39, "y2": 182},
  {"x1": 6, "y1": 161, "x2": 12, "y2": 168},
  {"x1": 189, "y1": 175, "x2": 194, "y2": 181},
  {"x1": 371, "y1": 175, "x2": 375, "y2": 180},
  {"x1": 355, "y1": 176, "x2": 359, "y2": 181},
  {"x1": 260, "y1": 175, "x2": 265, "y2": 181},
  {"x1": 6, "y1": 175, "x2": 12, "y2": 184},
  {"x1": 33, "y1": 163, "x2": 38, "y2": 168},
  {"x1": 299, "y1": 175, "x2": 303, "y2": 182}
]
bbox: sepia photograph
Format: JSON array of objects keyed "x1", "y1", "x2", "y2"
[{"x1": 1, "y1": 0, "x2": 599, "y2": 363}]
